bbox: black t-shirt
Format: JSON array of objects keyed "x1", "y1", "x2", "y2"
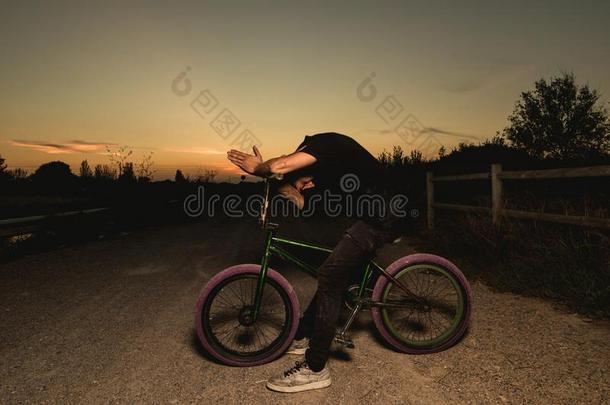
[{"x1": 295, "y1": 132, "x2": 385, "y2": 194}]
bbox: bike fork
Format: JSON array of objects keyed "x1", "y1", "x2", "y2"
[{"x1": 252, "y1": 229, "x2": 274, "y2": 320}]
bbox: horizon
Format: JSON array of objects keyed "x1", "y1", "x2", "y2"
[{"x1": 1, "y1": 1, "x2": 609, "y2": 181}]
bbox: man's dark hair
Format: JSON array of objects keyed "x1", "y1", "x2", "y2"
[{"x1": 282, "y1": 167, "x2": 313, "y2": 184}]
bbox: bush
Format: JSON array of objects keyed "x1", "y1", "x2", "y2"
[{"x1": 427, "y1": 212, "x2": 610, "y2": 317}]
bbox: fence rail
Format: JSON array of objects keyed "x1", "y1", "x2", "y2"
[{"x1": 426, "y1": 164, "x2": 610, "y2": 230}]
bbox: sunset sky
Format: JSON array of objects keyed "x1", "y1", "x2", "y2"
[{"x1": 1, "y1": 1, "x2": 609, "y2": 181}]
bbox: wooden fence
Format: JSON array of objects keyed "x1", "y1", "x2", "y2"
[{"x1": 426, "y1": 163, "x2": 610, "y2": 230}]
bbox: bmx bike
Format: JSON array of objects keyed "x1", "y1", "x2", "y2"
[{"x1": 195, "y1": 178, "x2": 472, "y2": 366}]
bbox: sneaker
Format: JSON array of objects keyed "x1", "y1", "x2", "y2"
[
  {"x1": 266, "y1": 360, "x2": 331, "y2": 393},
  {"x1": 286, "y1": 337, "x2": 309, "y2": 355}
]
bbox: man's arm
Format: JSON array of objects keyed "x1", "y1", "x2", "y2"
[
  {"x1": 227, "y1": 146, "x2": 316, "y2": 178},
  {"x1": 253, "y1": 152, "x2": 316, "y2": 177}
]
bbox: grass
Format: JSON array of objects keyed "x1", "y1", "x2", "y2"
[{"x1": 424, "y1": 211, "x2": 610, "y2": 318}]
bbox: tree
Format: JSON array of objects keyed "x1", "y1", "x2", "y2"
[
  {"x1": 8, "y1": 168, "x2": 29, "y2": 181},
  {"x1": 107, "y1": 145, "x2": 133, "y2": 176},
  {"x1": 194, "y1": 168, "x2": 217, "y2": 183},
  {"x1": 31, "y1": 161, "x2": 77, "y2": 192},
  {"x1": 502, "y1": 73, "x2": 610, "y2": 160},
  {"x1": 378, "y1": 146, "x2": 407, "y2": 167},
  {"x1": 378, "y1": 150, "x2": 391, "y2": 166},
  {"x1": 79, "y1": 160, "x2": 93, "y2": 178},
  {"x1": 0, "y1": 154, "x2": 7, "y2": 181},
  {"x1": 94, "y1": 164, "x2": 117, "y2": 181},
  {"x1": 406, "y1": 149, "x2": 424, "y2": 165},
  {"x1": 32, "y1": 161, "x2": 73, "y2": 181},
  {"x1": 205, "y1": 169, "x2": 217, "y2": 182},
  {"x1": 0, "y1": 157, "x2": 29, "y2": 181},
  {"x1": 391, "y1": 145, "x2": 405, "y2": 166},
  {"x1": 137, "y1": 152, "x2": 155, "y2": 182},
  {"x1": 118, "y1": 162, "x2": 136, "y2": 182},
  {"x1": 175, "y1": 169, "x2": 186, "y2": 183},
  {"x1": 431, "y1": 138, "x2": 534, "y2": 173},
  {"x1": 438, "y1": 145, "x2": 446, "y2": 159}
]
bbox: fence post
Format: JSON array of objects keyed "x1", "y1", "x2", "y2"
[
  {"x1": 426, "y1": 171, "x2": 434, "y2": 230},
  {"x1": 491, "y1": 163, "x2": 502, "y2": 225}
]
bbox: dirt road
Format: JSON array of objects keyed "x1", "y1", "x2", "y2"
[{"x1": 1, "y1": 218, "x2": 608, "y2": 404}]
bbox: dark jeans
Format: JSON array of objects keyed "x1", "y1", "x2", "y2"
[{"x1": 296, "y1": 218, "x2": 400, "y2": 372}]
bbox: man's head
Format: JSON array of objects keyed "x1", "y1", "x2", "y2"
[
  {"x1": 277, "y1": 170, "x2": 315, "y2": 210},
  {"x1": 292, "y1": 175, "x2": 315, "y2": 192}
]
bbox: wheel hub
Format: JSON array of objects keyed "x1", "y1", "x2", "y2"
[{"x1": 238, "y1": 306, "x2": 255, "y2": 326}]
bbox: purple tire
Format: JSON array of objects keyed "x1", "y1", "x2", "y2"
[
  {"x1": 371, "y1": 253, "x2": 472, "y2": 354},
  {"x1": 195, "y1": 264, "x2": 300, "y2": 366}
]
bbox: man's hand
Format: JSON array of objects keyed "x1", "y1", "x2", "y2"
[
  {"x1": 228, "y1": 145, "x2": 316, "y2": 178},
  {"x1": 227, "y1": 146, "x2": 263, "y2": 175},
  {"x1": 278, "y1": 183, "x2": 305, "y2": 210}
]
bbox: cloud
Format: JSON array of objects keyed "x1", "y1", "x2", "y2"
[
  {"x1": 374, "y1": 129, "x2": 396, "y2": 135},
  {"x1": 366, "y1": 127, "x2": 482, "y2": 141},
  {"x1": 11, "y1": 140, "x2": 117, "y2": 154},
  {"x1": 441, "y1": 52, "x2": 530, "y2": 94},
  {"x1": 217, "y1": 161, "x2": 247, "y2": 175},
  {"x1": 443, "y1": 81, "x2": 484, "y2": 94},
  {"x1": 422, "y1": 127, "x2": 482, "y2": 141},
  {"x1": 164, "y1": 147, "x2": 225, "y2": 155}
]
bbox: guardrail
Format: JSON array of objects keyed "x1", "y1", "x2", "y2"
[
  {"x1": 0, "y1": 199, "x2": 183, "y2": 239},
  {"x1": 426, "y1": 164, "x2": 610, "y2": 230},
  {"x1": 0, "y1": 207, "x2": 111, "y2": 238}
]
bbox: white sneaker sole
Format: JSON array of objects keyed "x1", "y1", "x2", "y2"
[
  {"x1": 285, "y1": 347, "x2": 307, "y2": 355},
  {"x1": 266, "y1": 378, "x2": 331, "y2": 393}
]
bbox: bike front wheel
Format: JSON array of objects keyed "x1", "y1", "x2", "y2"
[
  {"x1": 195, "y1": 264, "x2": 300, "y2": 366},
  {"x1": 371, "y1": 253, "x2": 472, "y2": 354}
]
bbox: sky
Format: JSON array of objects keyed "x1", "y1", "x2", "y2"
[{"x1": 1, "y1": 0, "x2": 609, "y2": 181}]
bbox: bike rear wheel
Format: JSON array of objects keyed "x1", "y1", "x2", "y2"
[
  {"x1": 195, "y1": 264, "x2": 300, "y2": 366},
  {"x1": 371, "y1": 254, "x2": 471, "y2": 354}
]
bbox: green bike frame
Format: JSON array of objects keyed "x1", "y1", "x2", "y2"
[
  {"x1": 251, "y1": 224, "x2": 384, "y2": 320},
  {"x1": 250, "y1": 178, "x2": 423, "y2": 338}
]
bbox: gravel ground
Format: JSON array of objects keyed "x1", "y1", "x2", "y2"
[{"x1": 0, "y1": 217, "x2": 608, "y2": 404}]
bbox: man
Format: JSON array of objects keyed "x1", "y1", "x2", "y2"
[{"x1": 227, "y1": 132, "x2": 401, "y2": 393}]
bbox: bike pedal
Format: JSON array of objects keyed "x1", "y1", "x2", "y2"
[{"x1": 334, "y1": 335, "x2": 355, "y2": 349}]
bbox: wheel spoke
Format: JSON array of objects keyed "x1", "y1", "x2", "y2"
[
  {"x1": 202, "y1": 273, "x2": 292, "y2": 358},
  {"x1": 382, "y1": 264, "x2": 464, "y2": 346}
]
